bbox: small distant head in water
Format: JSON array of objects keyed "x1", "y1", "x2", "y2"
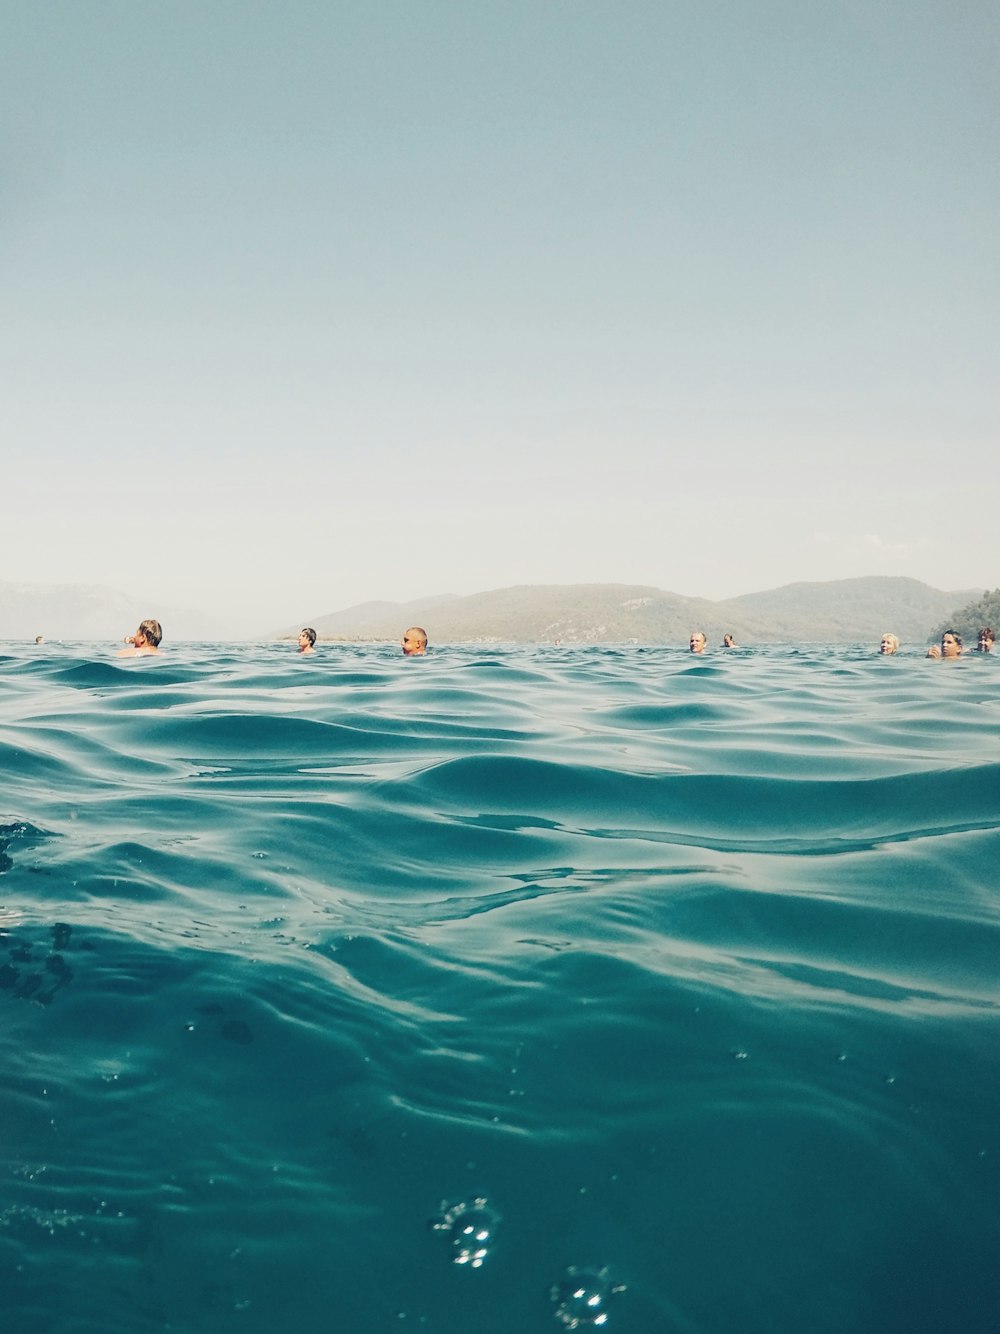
[
  {"x1": 722, "y1": 633, "x2": 737, "y2": 648},
  {"x1": 118, "y1": 619, "x2": 162, "y2": 656},
  {"x1": 879, "y1": 633, "x2": 899, "y2": 655},
  {"x1": 297, "y1": 627, "x2": 317, "y2": 654},
  {"x1": 976, "y1": 627, "x2": 994, "y2": 653},
  {"x1": 34, "y1": 635, "x2": 44, "y2": 645},
  {"x1": 689, "y1": 630, "x2": 707, "y2": 654},
  {"x1": 402, "y1": 626, "x2": 428, "y2": 656},
  {"x1": 940, "y1": 629, "x2": 963, "y2": 658}
]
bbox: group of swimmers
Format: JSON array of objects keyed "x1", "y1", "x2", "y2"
[
  {"x1": 296, "y1": 625, "x2": 428, "y2": 656},
  {"x1": 688, "y1": 632, "x2": 737, "y2": 652},
  {"x1": 113, "y1": 619, "x2": 993, "y2": 658},
  {"x1": 689, "y1": 628, "x2": 994, "y2": 656},
  {"x1": 881, "y1": 627, "x2": 994, "y2": 658},
  {"x1": 296, "y1": 624, "x2": 996, "y2": 657},
  {"x1": 112, "y1": 620, "x2": 429, "y2": 658}
]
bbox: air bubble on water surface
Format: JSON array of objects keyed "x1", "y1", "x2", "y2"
[
  {"x1": 549, "y1": 1266, "x2": 625, "y2": 1328},
  {"x1": 430, "y1": 1197, "x2": 501, "y2": 1267}
]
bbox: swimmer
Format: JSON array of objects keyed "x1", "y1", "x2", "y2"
[
  {"x1": 689, "y1": 631, "x2": 707, "y2": 654},
  {"x1": 940, "y1": 629, "x2": 963, "y2": 659},
  {"x1": 879, "y1": 633, "x2": 899, "y2": 655},
  {"x1": 297, "y1": 627, "x2": 317, "y2": 654},
  {"x1": 722, "y1": 633, "x2": 737, "y2": 648},
  {"x1": 976, "y1": 627, "x2": 995, "y2": 653},
  {"x1": 118, "y1": 619, "x2": 162, "y2": 657},
  {"x1": 34, "y1": 635, "x2": 44, "y2": 645},
  {"x1": 402, "y1": 626, "x2": 428, "y2": 656}
]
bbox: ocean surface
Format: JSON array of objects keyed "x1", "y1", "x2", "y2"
[{"x1": 1, "y1": 642, "x2": 998, "y2": 1334}]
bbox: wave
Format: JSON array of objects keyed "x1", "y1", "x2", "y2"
[{"x1": 1, "y1": 644, "x2": 998, "y2": 1332}]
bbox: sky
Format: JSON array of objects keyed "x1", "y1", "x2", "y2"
[{"x1": 3, "y1": 1, "x2": 998, "y2": 634}]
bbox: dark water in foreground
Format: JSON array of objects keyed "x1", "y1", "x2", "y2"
[{"x1": 1, "y1": 643, "x2": 998, "y2": 1333}]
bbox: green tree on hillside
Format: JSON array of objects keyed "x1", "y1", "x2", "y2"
[{"x1": 930, "y1": 588, "x2": 1000, "y2": 644}]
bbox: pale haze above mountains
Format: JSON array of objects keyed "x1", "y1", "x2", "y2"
[{"x1": 0, "y1": 576, "x2": 982, "y2": 646}]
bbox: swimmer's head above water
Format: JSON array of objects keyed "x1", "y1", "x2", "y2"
[
  {"x1": 119, "y1": 619, "x2": 162, "y2": 656},
  {"x1": 940, "y1": 629, "x2": 962, "y2": 658},
  {"x1": 402, "y1": 627, "x2": 428, "y2": 656}
]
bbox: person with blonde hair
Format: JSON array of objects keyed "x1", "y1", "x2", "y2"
[
  {"x1": 118, "y1": 619, "x2": 162, "y2": 657},
  {"x1": 879, "y1": 633, "x2": 899, "y2": 655}
]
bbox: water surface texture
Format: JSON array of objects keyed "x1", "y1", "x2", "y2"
[{"x1": 1, "y1": 643, "x2": 998, "y2": 1333}]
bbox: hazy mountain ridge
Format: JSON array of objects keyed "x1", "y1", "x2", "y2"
[
  {"x1": 278, "y1": 577, "x2": 984, "y2": 646},
  {"x1": 0, "y1": 581, "x2": 224, "y2": 642},
  {"x1": 298, "y1": 593, "x2": 461, "y2": 635},
  {"x1": 929, "y1": 587, "x2": 1000, "y2": 644},
  {"x1": 1, "y1": 576, "x2": 984, "y2": 645}
]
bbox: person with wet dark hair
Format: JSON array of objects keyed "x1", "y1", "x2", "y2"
[
  {"x1": 976, "y1": 627, "x2": 995, "y2": 653},
  {"x1": 298, "y1": 628, "x2": 317, "y2": 654},
  {"x1": 939, "y1": 629, "x2": 963, "y2": 659}
]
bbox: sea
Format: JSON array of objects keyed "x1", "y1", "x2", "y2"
[{"x1": 1, "y1": 641, "x2": 998, "y2": 1334}]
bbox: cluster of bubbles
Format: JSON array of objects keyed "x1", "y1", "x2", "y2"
[
  {"x1": 429, "y1": 1197, "x2": 501, "y2": 1269},
  {"x1": 549, "y1": 1266, "x2": 626, "y2": 1329},
  {"x1": 430, "y1": 1197, "x2": 625, "y2": 1327}
]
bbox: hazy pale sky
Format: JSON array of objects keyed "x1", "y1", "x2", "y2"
[{"x1": 3, "y1": 1, "x2": 997, "y2": 631}]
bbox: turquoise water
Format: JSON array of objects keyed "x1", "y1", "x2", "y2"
[{"x1": 1, "y1": 643, "x2": 998, "y2": 1333}]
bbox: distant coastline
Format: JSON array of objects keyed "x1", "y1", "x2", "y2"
[
  {"x1": 2, "y1": 575, "x2": 987, "y2": 646},
  {"x1": 271, "y1": 576, "x2": 984, "y2": 648}
]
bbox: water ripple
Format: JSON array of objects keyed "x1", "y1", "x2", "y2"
[{"x1": 0, "y1": 642, "x2": 998, "y2": 1333}]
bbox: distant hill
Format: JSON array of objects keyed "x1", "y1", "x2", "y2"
[
  {"x1": 3, "y1": 575, "x2": 982, "y2": 646},
  {"x1": 715, "y1": 576, "x2": 984, "y2": 645},
  {"x1": 0, "y1": 581, "x2": 224, "y2": 642},
  {"x1": 930, "y1": 587, "x2": 1000, "y2": 644},
  {"x1": 275, "y1": 577, "x2": 983, "y2": 646},
  {"x1": 293, "y1": 593, "x2": 461, "y2": 638}
]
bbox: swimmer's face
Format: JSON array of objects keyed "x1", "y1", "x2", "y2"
[
  {"x1": 689, "y1": 632, "x2": 706, "y2": 653},
  {"x1": 402, "y1": 631, "x2": 426, "y2": 656},
  {"x1": 298, "y1": 632, "x2": 312, "y2": 651},
  {"x1": 978, "y1": 633, "x2": 993, "y2": 651},
  {"x1": 941, "y1": 633, "x2": 961, "y2": 658},
  {"x1": 879, "y1": 636, "x2": 896, "y2": 654}
]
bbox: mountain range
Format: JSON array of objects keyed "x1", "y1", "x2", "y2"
[
  {"x1": 274, "y1": 576, "x2": 983, "y2": 646},
  {"x1": 0, "y1": 576, "x2": 983, "y2": 646},
  {"x1": 0, "y1": 581, "x2": 222, "y2": 643}
]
